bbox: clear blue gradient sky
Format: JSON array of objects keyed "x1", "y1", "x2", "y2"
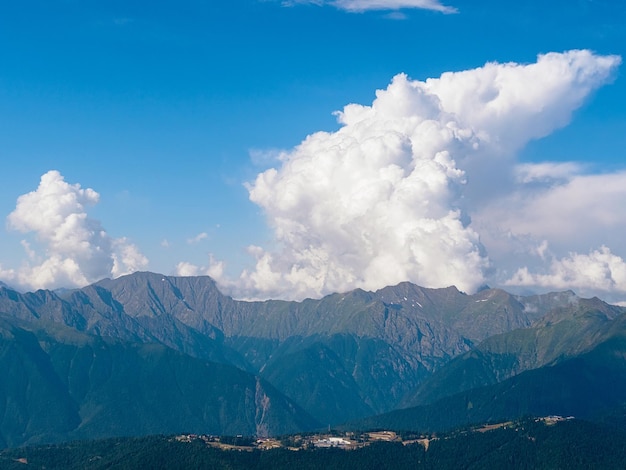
[{"x1": 1, "y1": 0, "x2": 626, "y2": 302}]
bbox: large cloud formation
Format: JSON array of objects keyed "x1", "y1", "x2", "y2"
[
  {"x1": 5, "y1": 170, "x2": 148, "y2": 290},
  {"x1": 227, "y1": 50, "x2": 620, "y2": 301}
]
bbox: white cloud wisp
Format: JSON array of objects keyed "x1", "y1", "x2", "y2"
[{"x1": 282, "y1": 0, "x2": 457, "y2": 14}]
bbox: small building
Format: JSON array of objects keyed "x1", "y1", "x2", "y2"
[{"x1": 313, "y1": 437, "x2": 352, "y2": 448}]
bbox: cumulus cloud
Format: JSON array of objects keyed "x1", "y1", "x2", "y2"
[
  {"x1": 112, "y1": 238, "x2": 149, "y2": 277},
  {"x1": 5, "y1": 170, "x2": 148, "y2": 290},
  {"x1": 425, "y1": 52, "x2": 619, "y2": 150},
  {"x1": 225, "y1": 50, "x2": 620, "y2": 301},
  {"x1": 0, "y1": 264, "x2": 15, "y2": 282},
  {"x1": 175, "y1": 261, "x2": 201, "y2": 277},
  {"x1": 282, "y1": 0, "x2": 457, "y2": 13},
  {"x1": 506, "y1": 246, "x2": 626, "y2": 295},
  {"x1": 175, "y1": 255, "x2": 225, "y2": 279}
]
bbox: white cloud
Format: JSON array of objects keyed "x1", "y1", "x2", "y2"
[
  {"x1": 0, "y1": 264, "x2": 15, "y2": 282},
  {"x1": 187, "y1": 232, "x2": 209, "y2": 244},
  {"x1": 20, "y1": 240, "x2": 37, "y2": 260},
  {"x1": 5, "y1": 170, "x2": 148, "y2": 290},
  {"x1": 476, "y1": 168, "x2": 626, "y2": 302},
  {"x1": 506, "y1": 246, "x2": 626, "y2": 295},
  {"x1": 331, "y1": 0, "x2": 457, "y2": 13},
  {"x1": 175, "y1": 261, "x2": 201, "y2": 277},
  {"x1": 425, "y1": 51, "x2": 620, "y2": 152},
  {"x1": 515, "y1": 162, "x2": 584, "y2": 184},
  {"x1": 229, "y1": 50, "x2": 620, "y2": 301},
  {"x1": 112, "y1": 238, "x2": 149, "y2": 277},
  {"x1": 175, "y1": 255, "x2": 225, "y2": 279},
  {"x1": 476, "y1": 170, "x2": 626, "y2": 249},
  {"x1": 282, "y1": 0, "x2": 457, "y2": 13}
]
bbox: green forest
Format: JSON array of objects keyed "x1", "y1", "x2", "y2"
[{"x1": 2, "y1": 417, "x2": 626, "y2": 469}]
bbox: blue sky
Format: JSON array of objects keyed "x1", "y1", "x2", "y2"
[{"x1": 1, "y1": 0, "x2": 626, "y2": 302}]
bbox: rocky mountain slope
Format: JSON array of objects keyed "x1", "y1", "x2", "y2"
[
  {"x1": 0, "y1": 271, "x2": 625, "y2": 445},
  {"x1": 0, "y1": 313, "x2": 318, "y2": 447},
  {"x1": 352, "y1": 327, "x2": 626, "y2": 433},
  {"x1": 402, "y1": 296, "x2": 625, "y2": 407}
]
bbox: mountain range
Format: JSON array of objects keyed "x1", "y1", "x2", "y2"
[{"x1": 1, "y1": 271, "x2": 625, "y2": 447}]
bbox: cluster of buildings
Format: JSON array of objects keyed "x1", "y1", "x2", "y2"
[
  {"x1": 175, "y1": 429, "x2": 417, "y2": 452},
  {"x1": 174, "y1": 416, "x2": 574, "y2": 453}
]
